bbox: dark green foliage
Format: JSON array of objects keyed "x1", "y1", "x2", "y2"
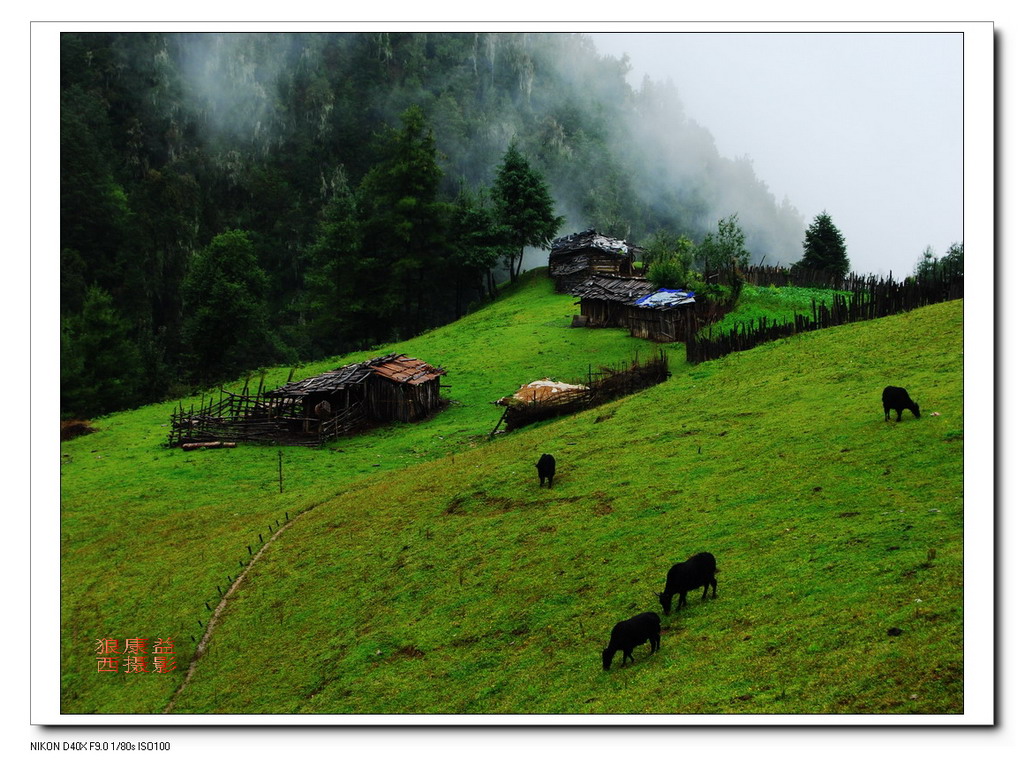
[
  {"x1": 60, "y1": 286, "x2": 144, "y2": 418},
  {"x1": 448, "y1": 186, "x2": 506, "y2": 305},
  {"x1": 696, "y1": 214, "x2": 751, "y2": 275},
  {"x1": 914, "y1": 241, "x2": 963, "y2": 282},
  {"x1": 59, "y1": 31, "x2": 812, "y2": 416},
  {"x1": 491, "y1": 143, "x2": 564, "y2": 282},
  {"x1": 355, "y1": 106, "x2": 453, "y2": 341},
  {"x1": 644, "y1": 231, "x2": 697, "y2": 289},
  {"x1": 694, "y1": 214, "x2": 750, "y2": 299},
  {"x1": 943, "y1": 241, "x2": 964, "y2": 275},
  {"x1": 795, "y1": 211, "x2": 850, "y2": 277},
  {"x1": 180, "y1": 230, "x2": 285, "y2": 384},
  {"x1": 302, "y1": 180, "x2": 362, "y2": 356},
  {"x1": 645, "y1": 260, "x2": 686, "y2": 291}
]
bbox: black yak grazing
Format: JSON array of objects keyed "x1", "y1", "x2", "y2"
[
  {"x1": 602, "y1": 612, "x2": 661, "y2": 670},
  {"x1": 882, "y1": 386, "x2": 921, "y2": 422},
  {"x1": 656, "y1": 552, "x2": 718, "y2": 615},
  {"x1": 536, "y1": 453, "x2": 556, "y2": 487}
]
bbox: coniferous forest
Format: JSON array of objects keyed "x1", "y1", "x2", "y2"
[{"x1": 60, "y1": 32, "x2": 807, "y2": 418}]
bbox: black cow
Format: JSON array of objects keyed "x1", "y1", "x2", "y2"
[
  {"x1": 536, "y1": 453, "x2": 556, "y2": 487},
  {"x1": 882, "y1": 386, "x2": 921, "y2": 422},
  {"x1": 602, "y1": 612, "x2": 661, "y2": 670},
  {"x1": 656, "y1": 552, "x2": 718, "y2": 615}
]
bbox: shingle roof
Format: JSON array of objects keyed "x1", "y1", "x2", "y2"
[
  {"x1": 367, "y1": 354, "x2": 446, "y2": 385},
  {"x1": 549, "y1": 229, "x2": 643, "y2": 259},
  {"x1": 267, "y1": 363, "x2": 374, "y2": 397},
  {"x1": 571, "y1": 275, "x2": 654, "y2": 303},
  {"x1": 549, "y1": 253, "x2": 591, "y2": 276},
  {"x1": 268, "y1": 354, "x2": 444, "y2": 397}
]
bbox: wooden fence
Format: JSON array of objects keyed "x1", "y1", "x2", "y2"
[
  {"x1": 686, "y1": 268, "x2": 964, "y2": 363},
  {"x1": 741, "y1": 265, "x2": 881, "y2": 291},
  {"x1": 166, "y1": 383, "x2": 370, "y2": 448}
]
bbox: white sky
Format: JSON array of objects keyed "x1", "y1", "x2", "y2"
[{"x1": 591, "y1": 31, "x2": 965, "y2": 279}]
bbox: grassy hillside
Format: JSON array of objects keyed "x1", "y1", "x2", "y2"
[
  {"x1": 703, "y1": 283, "x2": 851, "y2": 338},
  {"x1": 59, "y1": 273, "x2": 963, "y2": 715}
]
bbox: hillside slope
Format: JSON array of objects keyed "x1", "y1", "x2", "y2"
[
  {"x1": 59, "y1": 271, "x2": 664, "y2": 713},
  {"x1": 160, "y1": 299, "x2": 964, "y2": 715}
]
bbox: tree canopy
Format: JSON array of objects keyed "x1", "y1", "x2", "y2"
[
  {"x1": 180, "y1": 230, "x2": 282, "y2": 385},
  {"x1": 491, "y1": 143, "x2": 564, "y2": 282},
  {"x1": 58, "y1": 31, "x2": 810, "y2": 418},
  {"x1": 913, "y1": 241, "x2": 964, "y2": 282},
  {"x1": 795, "y1": 212, "x2": 850, "y2": 276}
]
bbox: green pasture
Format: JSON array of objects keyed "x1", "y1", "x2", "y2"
[
  {"x1": 703, "y1": 283, "x2": 852, "y2": 338},
  {"x1": 59, "y1": 273, "x2": 964, "y2": 715}
]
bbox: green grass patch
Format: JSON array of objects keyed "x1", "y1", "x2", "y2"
[
  {"x1": 60, "y1": 272, "x2": 963, "y2": 715},
  {"x1": 702, "y1": 283, "x2": 851, "y2": 338}
]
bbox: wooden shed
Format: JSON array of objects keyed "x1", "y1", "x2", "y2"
[
  {"x1": 569, "y1": 276, "x2": 732, "y2": 343},
  {"x1": 167, "y1": 353, "x2": 447, "y2": 447},
  {"x1": 572, "y1": 275, "x2": 654, "y2": 327},
  {"x1": 266, "y1": 353, "x2": 447, "y2": 429},
  {"x1": 548, "y1": 229, "x2": 645, "y2": 293}
]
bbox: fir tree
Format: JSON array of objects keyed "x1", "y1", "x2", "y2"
[
  {"x1": 180, "y1": 230, "x2": 282, "y2": 384},
  {"x1": 491, "y1": 143, "x2": 564, "y2": 282},
  {"x1": 357, "y1": 106, "x2": 449, "y2": 340},
  {"x1": 795, "y1": 212, "x2": 850, "y2": 276}
]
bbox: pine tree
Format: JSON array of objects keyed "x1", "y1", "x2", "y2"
[
  {"x1": 448, "y1": 187, "x2": 506, "y2": 308},
  {"x1": 796, "y1": 212, "x2": 850, "y2": 276},
  {"x1": 357, "y1": 106, "x2": 449, "y2": 339},
  {"x1": 60, "y1": 286, "x2": 144, "y2": 418},
  {"x1": 180, "y1": 230, "x2": 283, "y2": 384},
  {"x1": 302, "y1": 181, "x2": 362, "y2": 355},
  {"x1": 491, "y1": 143, "x2": 564, "y2": 282}
]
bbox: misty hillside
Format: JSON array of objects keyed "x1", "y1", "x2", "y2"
[{"x1": 61, "y1": 32, "x2": 806, "y2": 419}]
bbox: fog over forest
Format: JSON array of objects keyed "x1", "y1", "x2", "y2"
[
  {"x1": 60, "y1": 31, "x2": 890, "y2": 418},
  {"x1": 173, "y1": 32, "x2": 807, "y2": 267},
  {"x1": 592, "y1": 32, "x2": 965, "y2": 280}
]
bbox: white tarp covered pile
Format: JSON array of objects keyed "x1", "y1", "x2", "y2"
[{"x1": 496, "y1": 378, "x2": 589, "y2": 406}]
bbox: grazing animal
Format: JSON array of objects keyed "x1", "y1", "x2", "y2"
[
  {"x1": 656, "y1": 552, "x2": 718, "y2": 615},
  {"x1": 536, "y1": 453, "x2": 556, "y2": 487},
  {"x1": 882, "y1": 386, "x2": 921, "y2": 422},
  {"x1": 314, "y1": 400, "x2": 332, "y2": 420},
  {"x1": 602, "y1": 612, "x2": 661, "y2": 670}
]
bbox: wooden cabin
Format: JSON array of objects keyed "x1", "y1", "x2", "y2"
[
  {"x1": 572, "y1": 275, "x2": 653, "y2": 327},
  {"x1": 570, "y1": 276, "x2": 731, "y2": 343},
  {"x1": 167, "y1": 353, "x2": 447, "y2": 447},
  {"x1": 625, "y1": 289, "x2": 700, "y2": 343},
  {"x1": 362, "y1": 353, "x2": 447, "y2": 422},
  {"x1": 548, "y1": 229, "x2": 645, "y2": 293},
  {"x1": 266, "y1": 353, "x2": 447, "y2": 429}
]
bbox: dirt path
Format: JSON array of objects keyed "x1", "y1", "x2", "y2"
[{"x1": 163, "y1": 506, "x2": 310, "y2": 713}]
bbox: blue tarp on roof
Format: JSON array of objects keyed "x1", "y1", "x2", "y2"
[{"x1": 635, "y1": 289, "x2": 696, "y2": 308}]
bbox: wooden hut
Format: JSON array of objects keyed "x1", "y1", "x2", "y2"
[
  {"x1": 569, "y1": 277, "x2": 732, "y2": 343},
  {"x1": 624, "y1": 289, "x2": 701, "y2": 343},
  {"x1": 548, "y1": 229, "x2": 645, "y2": 293},
  {"x1": 572, "y1": 275, "x2": 653, "y2": 327},
  {"x1": 363, "y1": 354, "x2": 447, "y2": 422},
  {"x1": 167, "y1": 353, "x2": 446, "y2": 447},
  {"x1": 266, "y1": 353, "x2": 447, "y2": 428}
]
